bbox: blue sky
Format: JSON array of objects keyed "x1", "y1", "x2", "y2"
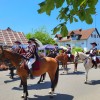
[{"x1": 0, "y1": 0, "x2": 100, "y2": 35}]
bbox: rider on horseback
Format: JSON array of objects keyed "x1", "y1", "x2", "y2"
[
  {"x1": 24, "y1": 38, "x2": 38, "y2": 77},
  {"x1": 89, "y1": 42, "x2": 98, "y2": 69},
  {"x1": 12, "y1": 41, "x2": 22, "y2": 53},
  {"x1": 66, "y1": 44, "x2": 72, "y2": 61}
]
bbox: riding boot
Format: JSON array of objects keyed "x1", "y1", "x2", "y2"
[
  {"x1": 29, "y1": 68, "x2": 33, "y2": 79},
  {"x1": 94, "y1": 61, "x2": 97, "y2": 69},
  {"x1": 92, "y1": 60, "x2": 97, "y2": 69},
  {"x1": 69, "y1": 57, "x2": 72, "y2": 62}
]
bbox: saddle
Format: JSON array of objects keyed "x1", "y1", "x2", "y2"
[
  {"x1": 96, "y1": 57, "x2": 100, "y2": 64},
  {"x1": 32, "y1": 60, "x2": 40, "y2": 70},
  {"x1": 68, "y1": 54, "x2": 74, "y2": 62},
  {"x1": 22, "y1": 60, "x2": 40, "y2": 72}
]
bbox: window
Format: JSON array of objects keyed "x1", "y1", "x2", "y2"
[
  {"x1": 94, "y1": 34, "x2": 96, "y2": 38},
  {"x1": 91, "y1": 34, "x2": 93, "y2": 37}
]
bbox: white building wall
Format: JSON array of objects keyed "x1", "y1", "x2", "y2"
[{"x1": 87, "y1": 30, "x2": 100, "y2": 50}]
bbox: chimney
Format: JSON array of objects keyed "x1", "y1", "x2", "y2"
[{"x1": 79, "y1": 29, "x2": 82, "y2": 31}]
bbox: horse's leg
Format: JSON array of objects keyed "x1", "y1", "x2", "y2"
[
  {"x1": 21, "y1": 77, "x2": 28, "y2": 100},
  {"x1": 85, "y1": 70, "x2": 89, "y2": 84},
  {"x1": 37, "y1": 75, "x2": 42, "y2": 84},
  {"x1": 9, "y1": 67, "x2": 14, "y2": 79},
  {"x1": 61, "y1": 62, "x2": 63, "y2": 69},
  {"x1": 43, "y1": 73, "x2": 46, "y2": 80},
  {"x1": 62, "y1": 63, "x2": 65, "y2": 73},
  {"x1": 65, "y1": 63, "x2": 68, "y2": 74},
  {"x1": 74, "y1": 62, "x2": 78, "y2": 72},
  {"x1": 63, "y1": 64, "x2": 67, "y2": 74},
  {"x1": 19, "y1": 79, "x2": 23, "y2": 88},
  {"x1": 48, "y1": 66, "x2": 59, "y2": 98},
  {"x1": 37, "y1": 73, "x2": 46, "y2": 84}
]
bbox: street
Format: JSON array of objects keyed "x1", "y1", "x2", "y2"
[{"x1": 0, "y1": 63, "x2": 100, "y2": 100}]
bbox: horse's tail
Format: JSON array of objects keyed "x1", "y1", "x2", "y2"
[{"x1": 52, "y1": 61, "x2": 59, "y2": 91}]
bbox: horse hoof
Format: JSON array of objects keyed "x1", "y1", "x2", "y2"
[
  {"x1": 37, "y1": 82, "x2": 40, "y2": 84},
  {"x1": 19, "y1": 85, "x2": 22, "y2": 88},
  {"x1": 9, "y1": 76, "x2": 13, "y2": 79},
  {"x1": 21, "y1": 95, "x2": 25, "y2": 98},
  {"x1": 84, "y1": 81, "x2": 87, "y2": 84},
  {"x1": 49, "y1": 91, "x2": 52, "y2": 94}
]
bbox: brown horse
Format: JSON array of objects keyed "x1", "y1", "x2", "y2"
[
  {"x1": 55, "y1": 53, "x2": 78, "y2": 74},
  {"x1": 55, "y1": 53, "x2": 68, "y2": 73},
  {"x1": 0, "y1": 46, "x2": 59, "y2": 100}
]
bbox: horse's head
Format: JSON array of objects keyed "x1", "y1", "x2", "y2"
[
  {"x1": 74, "y1": 51, "x2": 88, "y2": 61},
  {"x1": 0, "y1": 46, "x2": 24, "y2": 68},
  {"x1": 55, "y1": 53, "x2": 68, "y2": 61}
]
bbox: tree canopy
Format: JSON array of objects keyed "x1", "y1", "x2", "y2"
[
  {"x1": 26, "y1": 28, "x2": 56, "y2": 45},
  {"x1": 38, "y1": 0, "x2": 98, "y2": 37}
]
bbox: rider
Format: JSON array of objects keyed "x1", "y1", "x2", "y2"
[
  {"x1": 24, "y1": 38, "x2": 39, "y2": 77},
  {"x1": 47, "y1": 50, "x2": 57, "y2": 58},
  {"x1": 89, "y1": 42, "x2": 98, "y2": 69},
  {"x1": 66, "y1": 44, "x2": 72, "y2": 61},
  {"x1": 12, "y1": 41, "x2": 22, "y2": 54}
]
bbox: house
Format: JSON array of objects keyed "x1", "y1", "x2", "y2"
[
  {"x1": 0, "y1": 27, "x2": 28, "y2": 47},
  {"x1": 54, "y1": 28, "x2": 100, "y2": 51}
]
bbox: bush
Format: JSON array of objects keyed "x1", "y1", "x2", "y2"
[{"x1": 72, "y1": 47, "x2": 83, "y2": 54}]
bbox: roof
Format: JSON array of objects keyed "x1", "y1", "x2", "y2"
[
  {"x1": 59, "y1": 37, "x2": 71, "y2": 42},
  {"x1": 0, "y1": 27, "x2": 28, "y2": 46},
  {"x1": 55, "y1": 34, "x2": 62, "y2": 38},
  {"x1": 59, "y1": 28, "x2": 98, "y2": 42}
]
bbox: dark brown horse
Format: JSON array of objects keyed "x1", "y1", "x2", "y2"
[
  {"x1": 55, "y1": 53, "x2": 78, "y2": 74},
  {"x1": 0, "y1": 46, "x2": 59, "y2": 100}
]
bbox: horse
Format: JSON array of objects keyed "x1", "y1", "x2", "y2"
[
  {"x1": 0, "y1": 46, "x2": 59, "y2": 100},
  {"x1": 55, "y1": 53, "x2": 68, "y2": 73},
  {"x1": 55, "y1": 53, "x2": 78, "y2": 74},
  {"x1": 75, "y1": 52, "x2": 100, "y2": 83},
  {"x1": 37, "y1": 51, "x2": 58, "y2": 84}
]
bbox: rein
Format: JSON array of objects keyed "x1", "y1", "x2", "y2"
[{"x1": 82, "y1": 57, "x2": 89, "y2": 61}]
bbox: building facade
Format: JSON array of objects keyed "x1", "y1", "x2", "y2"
[{"x1": 54, "y1": 28, "x2": 100, "y2": 51}]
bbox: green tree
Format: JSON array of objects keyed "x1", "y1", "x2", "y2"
[
  {"x1": 38, "y1": 0, "x2": 98, "y2": 36},
  {"x1": 26, "y1": 33, "x2": 33, "y2": 39},
  {"x1": 26, "y1": 28, "x2": 56, "y2": 45}
]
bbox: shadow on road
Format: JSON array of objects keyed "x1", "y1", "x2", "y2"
[
  {"x1": 67, "y1": 71, "x2": 85, "y2": 75},
  {"x1": 60, "y1": 71, "x2": 85, "y2": 75},
  {"x1": 4, "y1": 77, "x2": 20, "y2": 84},
  {"x1": 28, "y1": 93, "x2": 74, "y2": 100},
  {"x1": 28, "y1": 81, "x2": 51, "y2": 90},
  {"x1": 88, "y1": 80, "x2": 100, "y2": 85},
  {"x1": 12, "y1": 81, "x2": 51, "y2": 91}
]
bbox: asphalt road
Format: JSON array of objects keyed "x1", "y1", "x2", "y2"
[{"x1": 0, "y1": 63, "x2": 100, "y2": 100}]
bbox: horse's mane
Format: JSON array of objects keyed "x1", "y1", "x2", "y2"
[
  {"x1": 78, "y1": 52, "x2": 87, "y2": 56},
  {"x1": 3, "y1": 49, "x2": 22, "y2": 58}
]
